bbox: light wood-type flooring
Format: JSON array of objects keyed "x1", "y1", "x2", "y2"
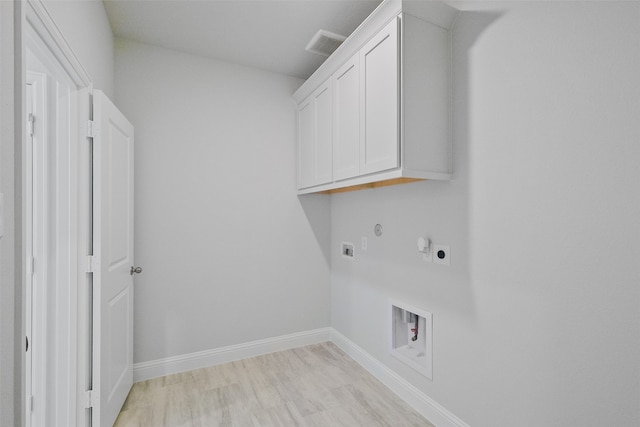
[{"x1": 114, "y1": 342, "x2": 434, "y2": 427}]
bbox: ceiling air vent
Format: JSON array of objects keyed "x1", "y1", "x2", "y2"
[{"x1": 305, "y1": 29, "x2": 347, "y2": 57}]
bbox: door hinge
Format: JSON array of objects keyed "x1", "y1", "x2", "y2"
[
  {"x1": 87, "y1": 120, "x2": 95, "y2": 138},
  {"x1": 28, "y1": 114, "x2": 35, "y2": 137},
  {"x1": 87, "y1": 255, "x2": 96, "y2": 273},
  {"x1": 30, "y1": 257, "x2": 35, "y2": 275},
  {"x1": 29, "y1": 395, "x2": 34, "y2": 412},
  {"x1": 84, "y1": 390, "x2": 97, "y2": 408}
]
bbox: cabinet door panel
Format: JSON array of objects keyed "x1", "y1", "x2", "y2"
[
  {"x1": 333, "y1": 56, "x2": 360, "y2": 181},
  {"x1": 314, "y1": 84, "x2": 332, "y2": 185},
  {"x1": 297, "y1": 100, "x2": 314, "y2": 189},
  {"x1": 360, "y1": 17, "x2": 399, "y2": 175}
]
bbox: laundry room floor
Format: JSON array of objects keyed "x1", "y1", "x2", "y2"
[{"x1": 114, "y1": 341, "x2": 433, "y2": 427}]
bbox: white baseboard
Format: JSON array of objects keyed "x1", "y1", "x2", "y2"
[
  {"x1": 330, "y1": 329, "x2": 470, "y2": 427},
  {"x1": 133, "y1": 327, "x2": 468, "y2": 427},
  {"x1": 133, "y1": 327, "x2": 332, "y2": 382}
]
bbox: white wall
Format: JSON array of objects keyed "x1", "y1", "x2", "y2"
[
  {"x1": 114, "y1": 39, "x2": 331, "y2": 364},
  {"x1": 43, "y1": 0, "x2": 114, "y2": 97},
  {"x1": 0, "y1": 2, "x2": 21, "y2": 425},
  {"x1": 331, "y1": 2, "x2": 640, "y2": 426}
]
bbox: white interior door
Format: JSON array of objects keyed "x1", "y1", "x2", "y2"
[{"x1": 92, "y1": 89, "x2": 135, "y2": 427}]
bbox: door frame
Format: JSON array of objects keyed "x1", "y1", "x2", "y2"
[
  {"x1": 24, "y1": 1, "x2": 92, "y2": 426},
  {"x1": 24, "y1": 69, "x2": 49, "y2": 427}
]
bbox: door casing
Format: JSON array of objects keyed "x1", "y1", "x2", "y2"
[
  {"x1": 24, "y1": 4, "x2": 135, "y2": 426},
  {"x1": 24, "y1": 1, "x2": 92, "y2": 426}
]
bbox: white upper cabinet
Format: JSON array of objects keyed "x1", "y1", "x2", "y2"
[
  {"x1": 297, "y1": 80, "x2": 332, "y2": 189},
  {"x1": 332, "y1": 54, "x2": 360, "y2": 181},
  {"x1": 360, "y1": 17, "x2": 399, "y2": 175},
  {"x1": 294, "y1": 0, "x2": 458, "y2": 194},
  {"x1": 314, "y1": 83, "x2": 332, "y2": 185},
  {"x1": 297, "y1": 98, "x2": 315, "y2": 189}
]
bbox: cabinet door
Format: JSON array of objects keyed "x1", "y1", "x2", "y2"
[
  {"x1": 313, "y1": 82, "x2": 333, "y2": 185},
  {"x1": 360, "y1": 17, "x2": 399, "y2": 175},
  {"x1": 333, "y1": 55, "x2": 360, "y2": 181},
  {"x1": 297, "y1": 98, "x2": 314, "y2": 189},
  {"x1": 297, "y1": 81, "x2": 332, "y2": 189}
]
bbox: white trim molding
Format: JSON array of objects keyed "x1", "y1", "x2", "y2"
[
  {"x1": 25, "y1": 0, "x2": 92, "y2": 87},
  {"x1": 133, "y1": 327, "x2": 469, "y2": 427},
  {"x1": 133, "y1": 328, "x2": 332, "y2": 382},
  {"x1": 330, "y1": 329, "x2": 470, "y2": 427},
  {"x1": 24, "y1": 2, "x2": 94, "y2": 426}
]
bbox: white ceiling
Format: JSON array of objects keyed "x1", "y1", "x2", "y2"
[{"x1": 103, "y1": 0, "x2": 382, "y2": 80}]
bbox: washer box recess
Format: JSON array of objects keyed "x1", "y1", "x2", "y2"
[{"x1": 390, "y1": 301, "x2": 433, "y2": 379}]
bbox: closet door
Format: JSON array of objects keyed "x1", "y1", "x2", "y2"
[
  {"x1": 360, "y1": 17, "x2": 400, "y2": 175},
  {"x1": 333, "y1": 54, "x2": 360, "y2": 181},
  {"x1": 93, "y1": 90, "x2": 135, "y2": 427}
]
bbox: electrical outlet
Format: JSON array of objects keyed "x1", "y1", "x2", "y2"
[
  {"x1": 341, "y1": 242, "x2": 355, "y2": 259},
  {"x1": 433, "y1": 245, "x2": 450, "y2": 266}
]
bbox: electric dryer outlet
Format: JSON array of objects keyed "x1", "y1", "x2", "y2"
[{"x1": 433, "y1": 244, "x2": 450, "y2": 266}]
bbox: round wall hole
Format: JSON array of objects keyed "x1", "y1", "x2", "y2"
[{"x1": 437, "y1": 250, "x2": 446, "y2": 259}]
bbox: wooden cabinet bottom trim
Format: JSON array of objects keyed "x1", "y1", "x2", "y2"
[{"x1": 319, "y1": 177, "x2": 424, "y2": 194}]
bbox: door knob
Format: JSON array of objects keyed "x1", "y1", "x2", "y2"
[{"x1": 130, "y1": 266, "x2": 143, "y2": 275}]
